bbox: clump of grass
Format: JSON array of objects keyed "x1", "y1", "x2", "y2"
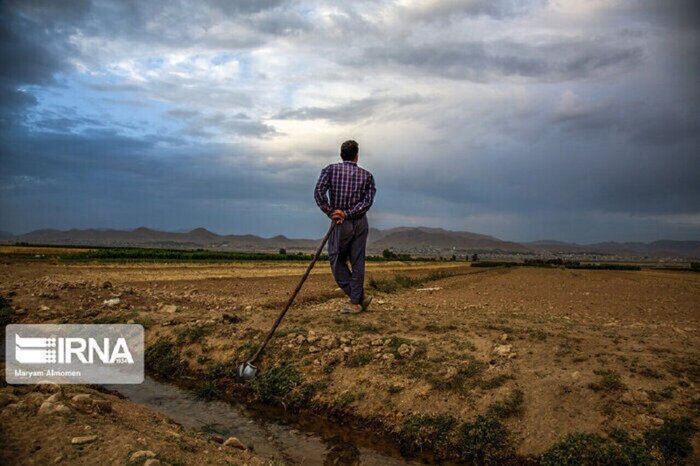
[
  {"x1": 542, "y1": 418, "x2": 696, "y2": 466},
  {"x1": 176, "y1": 326, "x2": 208, "y2": 344},
  {"x1": 456, "y1": 390, "x2": 524, "y2": 463},
  {"x1": 424, "y1": 323, "x2": 457, "y2": 333},
  {"x1": 457, "y1": 414, "x2": 514, "y2": 464},
  {"x1": 369, "y1": 270, "x2": 457, "y2": 294},
  {"x1": 588, "y1": 369, "x2": 626, "y2": 392},
  {"x1": 204, "y1": 361, "x2": 238, "y2": 380},
  {"x1": 145, "y1": 338, "x2": 186, "y2": 377},
  {"x1": 250, "y1": 364, "x2": 302, "y2": 403},
  {"x1": 428, "y1": 360, "x2": 486, "y2": 391},
  {"x1": 136, "y1": 316, "x2": 156, "y2": 329},
  {"x1": 399, "y1": 414, "x2": 456, "y2": 455},
  {"x1": 638, "y1": 367, "x2": 664, "y2": 379},
  {"x1": 487, "y1": 389, "x2": 524, "y2": 418},
  {"x1": 334, "y1": 392, "x2": 358, "y2": 409},
  {"x1": 644, "y1": 417, "x2": 696, "y2": 464},
  {"x1": 541, "y1": 432, "x2": 652, "y2": 466},
  {"x1": 479, "y1": 374, "x2": 512, "y2": 390},
  {"x1": 194, "y1": 380, "x2": 220, "y2": 400},
  {"x1": 369, "y1": 274, "x2": 421, "y2": 293},
  {"x1": 346, "y1": 351, "x2": 373, "y2": 368}
]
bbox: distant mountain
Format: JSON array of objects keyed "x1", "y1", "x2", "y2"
[
  {"x1": 4, "y1": 226, "x2": 699, "y2": 258},
  {"x1": 10, "y1": 227, "x2": 318, "y2": 252},
  {"x1": 0, "y1": 230, "x2": 15, "y2": 240},
  {"x1": 369, "y1": 227, "x2": 530, "y2": 253}
]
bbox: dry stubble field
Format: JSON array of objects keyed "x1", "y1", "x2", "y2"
[{"x1": 1, "y1": 256, "x2": 699, "y2": 465}]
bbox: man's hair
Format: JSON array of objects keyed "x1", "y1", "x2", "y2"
[{"x1": 340, "y1": 140, "x2": 359, "y2": 161}]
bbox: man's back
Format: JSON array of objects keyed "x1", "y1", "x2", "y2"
[{"x1": 314, "y1": 161, "x2": 376, "y2": 219}]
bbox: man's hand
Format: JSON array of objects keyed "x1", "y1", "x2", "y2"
[{"x1": 331, "y1": 209, "x2": 346, "y2": 224}]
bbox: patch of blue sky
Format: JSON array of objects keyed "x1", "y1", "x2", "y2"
[{"x1": 22, "y1": 72, "x2": 184, "y2": 142}]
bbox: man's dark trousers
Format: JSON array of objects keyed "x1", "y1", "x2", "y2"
[{"x1": 328, "y1": 215, "x2": 368, "y2": 305}]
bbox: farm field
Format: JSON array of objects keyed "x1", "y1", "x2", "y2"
[{"x1": 1, "y1": 253, "x2": 698, "y2": 465}]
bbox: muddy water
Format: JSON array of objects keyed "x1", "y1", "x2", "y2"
[{"x1": 107, "y1": 376, "x2": 419, "y2": 465}]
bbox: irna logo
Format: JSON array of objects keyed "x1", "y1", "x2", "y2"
[{"x1": 14, "y1": 334, "x2": 135, "y2": 364}]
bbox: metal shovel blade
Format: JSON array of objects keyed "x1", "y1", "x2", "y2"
[{"x1": 237, "y1": 361, "x2": 258, "y2": 381}]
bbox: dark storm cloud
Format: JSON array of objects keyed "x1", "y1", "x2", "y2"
[
  {"x1": 274, "y1": 95, "x2": 423, "y2": 123},
  {"x1": 355, "y1": 39, "x2": 642, "y2": 82},
  {"x1": 1, "y1": 129, "x2": 304, "y2": 203},
  {"x1": 0, "y1": 3, "x2": 81, "y2": 116},
  {"x1": 552, "y1": 102, "x2": 700, "y2": 147}
]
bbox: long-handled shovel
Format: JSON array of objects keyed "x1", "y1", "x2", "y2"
[{"x1": 237, "y1": 221, "x2": 335, "y2": 381}]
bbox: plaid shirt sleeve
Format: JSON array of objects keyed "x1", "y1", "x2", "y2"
[
  {"x1": 313, "y1": 166, "x2": 333, "y2": 216},
  {"x1": 345, "y1": 172, "x2": 376, "y2": 218}
]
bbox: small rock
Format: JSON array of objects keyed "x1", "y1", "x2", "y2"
[
  {"x1": 493, "y1": 344, "x2": 512, "y2": 357},
  {"x1": 39, "y1": 305, "x2": 50, "y2": 311},
  {"x1": 46, "y1": 392, "x2": 63, "y2": 403},
  {"x1": 53, "y1": 454, "x2": 64, "y2": 463},
  {"x1": 71, "y1": 435, "x2": 97, "y2": 445},
  {"x1": 571, "y1": 371, "x2": 580, "y2": 380},
  {"x1": 33, "y1": 382, "x2": 60, "y2": 394},
  {"x1": 160, "y1": 304, "x2": 178, "y2": 313},
  {"x1": 443, "y1": 366, "x2": 459, "y2": 381},
  {"x1": 244, "y1": 305, "x2": 252, "y2": 311},
  {"x1": 500, "y1": 333, "x2": 509, "y2": 342},
  {"x1": 143, "y1": 460, "x2": 161, "y2": 466},
  {"x1": 130, "y1": 450, "x2": 156, "y2": 462},
  {"x1": 53, "y1": 403, "x2": 71, "y2": 415},
  {"x1": 101, "y1": 281, "x2": 112, "y2": 289},
  {"x1": 295, "y1": 335, "x2": 306, "y2": 344},
  {"x1": 93, "y1": 399, "x2": 112, "y2": 414},
  {"x1": 308, "y1": 346, "x2": 319, "y2": 353},
  {"x1": 71, "y1": 394, "x2": 93, "y2": 412},
  {"x1": 631, "y1": 344, "x2": 644, "y2": 352},
  {"x1": 397, "y1": 344, "x2": 415, "y2": 359},
  {"x1": 223, "y1": 436, "x2": 246, "y2": 450},
  {"x1": 371, "y1": 338, "x2": 383, "y2": 347},
  {"x1": 38, "y1": 401, "x2": 55, "y2": 415},
  {"x1": 103, "y1": 298, "x2": 120, "y2": 307}
]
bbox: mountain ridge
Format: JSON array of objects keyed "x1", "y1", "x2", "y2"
[{"x1": 4, "y1": 226, "x2": 699, "y2": 258}]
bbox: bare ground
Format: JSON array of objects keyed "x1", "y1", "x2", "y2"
[{"x1": 1, "y1": 257, "x2": 699, "y2": 464}]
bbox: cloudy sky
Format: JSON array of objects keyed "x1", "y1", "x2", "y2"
[{"x1": 1, "y1": 0, "x2": 698, "y2": 242}]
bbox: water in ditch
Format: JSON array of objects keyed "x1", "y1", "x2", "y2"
[{"x1": 107, "y1": 376, "x2": 422, "y2": 465}]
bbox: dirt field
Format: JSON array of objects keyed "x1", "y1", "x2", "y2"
[{"x1": 1, "y1": 256, "x2": 699, "y2": 465}]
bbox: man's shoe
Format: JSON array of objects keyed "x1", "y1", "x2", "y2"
[
  {"x1": 340, "y1": 303, "x2": 363, "y2": 314},
  {"x1": 361, "y1": 295, "x2": 373, "y2": 312}
]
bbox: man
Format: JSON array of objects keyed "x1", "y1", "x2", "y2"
[{"x1": 314, "y1": 140, "x2": 377, "y2": 314}]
